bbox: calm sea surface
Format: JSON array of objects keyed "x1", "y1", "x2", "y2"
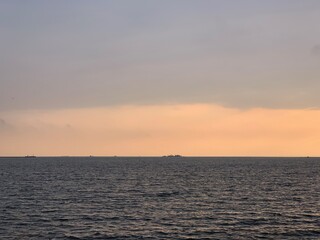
[{"x1": 0, "y1": 157, "x2": 319, "y2": 239}]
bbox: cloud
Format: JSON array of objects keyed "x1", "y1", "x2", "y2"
[
  {"x1": 0, "y1": 118, "x2": 11, "y2": 131},
  {"x1": 1, "y1": 1, "x2": 320, "y2": 111},
  {"x1": 0, "y1": 118, "x2": 5, "y2": 125},
  {"x1": 311, "y1": 45, "x2": 320, "y2": 55}
]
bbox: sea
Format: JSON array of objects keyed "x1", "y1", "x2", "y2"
[{"x1": 0, "y1": 157, "x2": 319, "y2": 239}]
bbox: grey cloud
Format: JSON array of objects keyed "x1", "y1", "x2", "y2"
[
  {"x1": 0, "y1": 118, "x2": 6, "y2": 125},
  {"x1": 0, "y1": 118, "x2": 12, "y2": 132},
  {"x1": 311, "y1": 45, "x2": 320, "y2": 55},
  {"x1": 1, "y1": 1, "x2": 320, "y2": 110}
]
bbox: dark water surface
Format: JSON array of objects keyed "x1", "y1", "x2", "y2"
[{"x1": 0, "y1": 157, "x2": 319, "y2": 239}]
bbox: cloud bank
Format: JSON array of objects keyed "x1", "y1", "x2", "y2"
[{"x1": 0, "y1": 1, "x2": 320, "y2": 111}]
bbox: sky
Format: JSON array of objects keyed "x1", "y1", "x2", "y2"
[{"x1": 1, "y1": 0, "x2": 320, "y2": 156}]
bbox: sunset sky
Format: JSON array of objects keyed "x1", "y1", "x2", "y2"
[{"x1": 1, "y1": 0, "x2": 320, "y2": 156}]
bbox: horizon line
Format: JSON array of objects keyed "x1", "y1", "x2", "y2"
[{"x1": 0, "y1": 155, "x2": 317, "y2": 158}]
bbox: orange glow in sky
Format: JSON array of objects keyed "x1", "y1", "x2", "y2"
[{"x1": 1, "y1": 104, "x2": 319, "y2": 156}]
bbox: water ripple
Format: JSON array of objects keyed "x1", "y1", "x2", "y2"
[{"x1": 0, "y1": 157, "x2": 319, "y2": 239}]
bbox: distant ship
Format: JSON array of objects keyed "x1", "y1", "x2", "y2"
[
  {"x1": 162, "y1": 155, "x2": 183, "y2": 158},
  {"x1": 24, "y1": 155, "x2": 36, "y2": 158}
]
